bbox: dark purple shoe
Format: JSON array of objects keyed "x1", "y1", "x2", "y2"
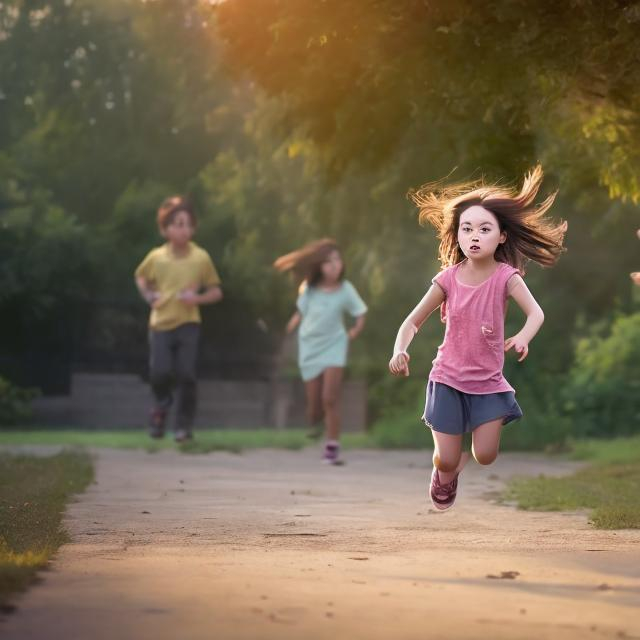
[
  {"x1": 148, "y1": 408, "x2": 167, "y2": 439},
  {"x1": 322, "y1": 441, "x2": 343, "y2": 465},
  {"x1": 430, "y1": 467, "x2": 459, "y2": 510}
]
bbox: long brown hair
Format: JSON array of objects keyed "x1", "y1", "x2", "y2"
[
  {"x1": 410, "y1": 165, "x2": 567, "y2": 272},
  {"x1": 273, "y1": 238, "x2": 344, "y2": 287}
]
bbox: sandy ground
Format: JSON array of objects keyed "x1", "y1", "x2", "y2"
[{"x1": 1, "y1": 446, "x2": 639, "y2": 640}]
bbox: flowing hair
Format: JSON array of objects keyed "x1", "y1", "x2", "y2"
[
  {"x1": 273, "y1": 238, "x2": 343, "y2": 287},
  {"x1": 409, "y1": 165, "x2": 567, "y2": 273}
]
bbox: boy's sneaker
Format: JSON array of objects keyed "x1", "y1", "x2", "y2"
[
  {"x1": 148, "y1": 408, "x2": 167, "y2": 439},
  {"x1": 322, "y1": 440, "x2": 342, "y2": 465},
  {"x1": 429, "y1": 467, "x2": 459, "y2": 511},
  {"x1": 174, "y1": 429, "x2": 193, "y2": 444}
]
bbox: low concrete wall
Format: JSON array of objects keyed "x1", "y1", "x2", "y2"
[{"x1": 32, "y1": 373, "x2": 367, "y2": 431}]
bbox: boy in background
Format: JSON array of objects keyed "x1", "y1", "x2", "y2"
[{"x1": 135, "y1": 197, "x2": 222, "y2": 442}]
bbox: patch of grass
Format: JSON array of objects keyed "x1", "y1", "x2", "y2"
[
  {"x1": 0, "y1": 450, "x2": 94, "y2": 607},
  {"x1": 0, "y1": 429, "x2": 377, "y2": 454},
  {"x1": 567, "y1": 435, "x2": 640, "y2": 465},
  {"x1": 506, "y1": 436, "x2": 640, "y2": 529},
  {"x1": 0, "y1": 429, "x2": 306, "y2": 453},
  {"x1": 176, "y1": 429, "x2": 312, "y2": 454}
]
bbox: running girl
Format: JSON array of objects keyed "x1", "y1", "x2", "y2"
[
  {"x1": 389, "y1": 166, "x2": 567, "y2": 509},
  {"x1": 275, "y1": 239, "x2": 367, "y2": 464}
]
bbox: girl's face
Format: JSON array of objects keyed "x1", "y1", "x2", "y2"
[
  {"x1": 457, "y1": 206, "x2": 506, "y2": 262},
  {"x1": 163, "y1": 210, "x2": 195, "y2": 247},
  {"x1": 320, "y1": 249, "x2": 343, "y2": 284}
]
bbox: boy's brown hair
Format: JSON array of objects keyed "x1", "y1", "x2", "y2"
[
  {"x1": 410, "y1": 165, "x2": 567, "y2": 273},
  {"x1": 274, "y1": 238, "x2": 344, "y2": 287},
  {"x1": 156, "y1": 195, "x2": 197, "y2": 230}
]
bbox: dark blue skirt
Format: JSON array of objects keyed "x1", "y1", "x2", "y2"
[{"x1": 422, "y1": 381, "x2": 523, "y2": 435}]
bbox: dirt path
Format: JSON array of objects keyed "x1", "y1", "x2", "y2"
[{"x1": 1, "y1": 447, "x2": 639, "y2": 640}]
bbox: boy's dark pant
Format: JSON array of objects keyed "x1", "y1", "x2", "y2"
[{"x1": 149, "y1": 323, "x2": 200, "y2": 433}]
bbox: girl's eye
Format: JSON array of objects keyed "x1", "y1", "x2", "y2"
[{"x1": 481, "y1": 228, "x2": 490, "y2": 233}]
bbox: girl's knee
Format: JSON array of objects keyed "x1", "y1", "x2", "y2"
[
  {"x1": 473, "y1": 450, "x2": 498, "y2": 465},
  {"x1": 322, "y1": 395, "x2": 338, "y2": 411}
]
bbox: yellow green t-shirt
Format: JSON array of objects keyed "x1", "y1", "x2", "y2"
[{"x1": 135, "y1": 242, "x2": 221, "y2": 331}]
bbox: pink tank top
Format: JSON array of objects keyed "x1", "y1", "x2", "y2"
[{"x1": 429, "y1": 261, "x2": 520, "y2": 394}]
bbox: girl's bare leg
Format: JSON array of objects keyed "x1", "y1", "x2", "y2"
[
  {"x1": 431, "y1": 430, "x2": 467, "y2": 483},
  {"x1": 471, "y1": 418, "x2": 504, "y2": 465},
  {"x1": 305, "y1": 376, "x2": 323, "y2": 429},
  {"x1": 321, "y1": 367, "x2": 344, "y2": 441}
]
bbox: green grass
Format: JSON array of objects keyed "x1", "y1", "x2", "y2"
[
  {"x1": 0, "y1": 450, "x2": 94, "y2": 608},
  {"x1": 505, "y1": 436, "x2": 640, "y2": 529},
  {"x1": 568, "y1": 435, "x2": 640, "y2": 464},
  {"x1": 0, "y1": 429, "x2": 377, "y2": 454}
]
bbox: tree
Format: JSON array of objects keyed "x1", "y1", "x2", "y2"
[{"x1": 217, "y1": 0, "x2": 640, "y2": 200}]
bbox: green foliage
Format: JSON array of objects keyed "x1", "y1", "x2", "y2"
[
  {"x1": 370, "y1": 409, "x2": 433, "y2": 449},
  {"x1": 0, "y1": 377, "x2": 38, "y2": 426},
  {"x1": 569, "y1": 435, "x2": 640, "y2": 465},
  {"x1": 565, "y1": 313, "x2": 640, "y2": 437},
  {"x1": 218, "y1": 0, "x2": 640, "y2": 201},
  {"x1": 0, "y1": 173, "x2": 96, "y2": 319}
]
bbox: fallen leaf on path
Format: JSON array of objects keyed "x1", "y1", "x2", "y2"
[{"x1": 486, "y1": 571, "x2": 520, "y2": 580}]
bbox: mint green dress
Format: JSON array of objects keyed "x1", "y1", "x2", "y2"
[{"x1": 296, "y1": 280, "x2": 368, "y2": 381}]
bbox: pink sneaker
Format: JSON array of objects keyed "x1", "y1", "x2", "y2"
[
  {"x1": 429, "y1": 467, "x2": 459, "y2": 510},
  {"x1": 322, "y1": 440, "x2": 341, "y2": 465}
]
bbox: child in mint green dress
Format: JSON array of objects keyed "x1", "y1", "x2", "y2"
[{"x1": 275, "y1": 239, "x2": 367, "y2": 464}]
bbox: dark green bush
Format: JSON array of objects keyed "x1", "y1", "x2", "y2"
[
  {"x1": 564, "y1": 313, "x2": 640, "y2": 437},
  {"x1": 0, "y1": 377, "x2": 39, "y2": 426}
]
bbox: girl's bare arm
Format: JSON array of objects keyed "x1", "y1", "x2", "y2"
[
  {"x1": 505, "y1": 275, "x2": 544, "y2": 362},
  {"x1": 631, "y1": 229, "x2": 640, "y2": 286},
  {"x1": 389, "y1": 284, "x2": 445, "y2": 377},
  {"x1": 286, "y1": 311, "x2": 302, "y2": 334},
  {"x1": 348, "y1": 314, "x2": 366, "y2": 340}
]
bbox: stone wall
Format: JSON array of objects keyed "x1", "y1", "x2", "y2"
[{"x1": 32, "y1": 373, "x2": 367, "y2": 431}]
